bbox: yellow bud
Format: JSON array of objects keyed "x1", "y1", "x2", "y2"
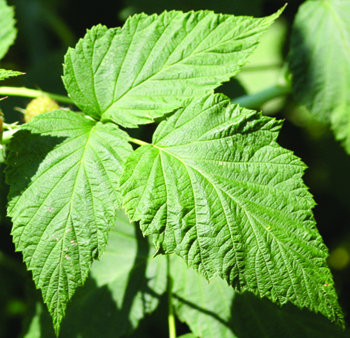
[{"x1": 25, "y1": 97, "x2": 60, "y2": 122}]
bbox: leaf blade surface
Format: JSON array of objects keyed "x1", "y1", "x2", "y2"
[
  {"x1": 120, "y1": 93, "x2": 343, "y2": 325},
  {"x1": 289, "y1": 0, "x2": 350, "y2": 152},
  {"x1": 0, "y1": 69, "x2": 23, "y2": 81},
  {"x1": 6, "y1": 111, "x2": 132, "y2": 334},
  {"x1": 0, "y1": 0, "x2": 16, "y2": 60},
  {"x1": 63, "y1": 10, "x2": 282, "y2": 127},
  {"x1": 171, "y1": 255, "x2": 349, "y2": 338},
  {"x1": 22, "y1": 212, "x2": 167, "y2": 338}
]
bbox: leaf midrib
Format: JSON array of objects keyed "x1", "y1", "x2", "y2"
[{"x1": 52, "y1": 123, "x2": 97, "y2": 318}]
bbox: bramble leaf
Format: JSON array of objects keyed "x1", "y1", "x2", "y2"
[
  {"x1": 22, "y1": 212, "x2": 167, "y2": 338},
  {"x1": 0, "y1": 68, "x2": 23, "y2": 81},
  {"x1": 63, "y1": 9, "x2": 283, "y2": 127},
  {"x1": 289, "y1": 0, "x2": 350, "y2": 152},
  {"x1": 0, "y1": 0, "x2": 16, "y2": 60},
  {"x1": 120, "y1": 93, "x2": 343, "y2": 325},
  {"x1": 171, "y1": 255, "x2": 350, "y2": 338},
  {"x1": 331, "y1": 103, "x2": 350, "y2": 154},
  {"x1": 6, "y1": 111, "x2": 132, "y2": 335},
  {"x1": 171, "y1": 254, "x2": 236, "y2": 338}
]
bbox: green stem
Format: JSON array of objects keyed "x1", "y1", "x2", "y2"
[
  {"x1": 129, "y1": 137, "x2": 150, "y2": 146},
  {"x1": 240, "y1": 63, "x2": 283, "y2": 72},
  {"x1": 232, "y1": 83, "x2": 291, "y2": 109},
  {"x1": 167, "y1": 255, "x2": 176, "y2": 338},
  {"x1": 0, "y1": 86, "x2": 74, "y2": 104}
]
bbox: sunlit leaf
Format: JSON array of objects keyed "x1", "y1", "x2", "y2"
[
  {"x1": 289, "y1": 0, "x2": 350, "y2": 153},
  {"x1": 121, "y1": 93, "x2": 343, "y2": 325},
  {"x1": 63, "y1": 9, "x2": 283, "y2": 127},
  {"x1": 0, "y1": 0, "x2": 16, "y2": 60},
  {"x1": 6, "y1": 111, "x2": 132, "y2": 334}
]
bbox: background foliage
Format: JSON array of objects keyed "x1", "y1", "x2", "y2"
[{"x1": 1, "y1": 0, "x2": 350, "y2": 337}]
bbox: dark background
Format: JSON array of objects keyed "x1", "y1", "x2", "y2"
[{"x1": 1, "y1": 0, "x2": 349, "y2": 337}]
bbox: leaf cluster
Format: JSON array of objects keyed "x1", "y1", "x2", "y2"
[{"x1": 0, "y1": 2, "x2": 348, "y2": 337}]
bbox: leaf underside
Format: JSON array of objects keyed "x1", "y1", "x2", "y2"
[
  {"x1": 289, "y1": 0, "x2": 350, "y2": 152},
  {"x1": 0, "y1": 0, "x2": 16, "y2": 60},
  {"x1": 120, "y1": 93, "x2": 343, "y2": 325},
  {"x1": 63, "y1": 9, "x2": 282, "y2": 127},
  {"x1": 6, "y1": 110, "x2": 132, "y2": 334}
]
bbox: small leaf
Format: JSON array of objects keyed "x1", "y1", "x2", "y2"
[
  {"x1": 171, "y1": 255, "x2": 350, "y2": 338},
  {"x1": 120, "y1": 93, "x2": 343, "y2": 325},
  {"x1": 63, "y1": 9, "x2": 283, "y2": 127},
  {"x1": 6, "y1": 111, "x2": 132, "y2": 334},
  {"x1": 0, "y1": 68, "x2": 23, "y2": 81},
  {"x1": 289, "y1": 0, "x2": 350, "y2": 151},
  {"x1": 0, "y1": 0, "x2": 16, "y2": 60}
]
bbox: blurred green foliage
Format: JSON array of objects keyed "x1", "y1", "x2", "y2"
[{"x1": 1, "y1": 0, "x2": 350, "y2": 337}]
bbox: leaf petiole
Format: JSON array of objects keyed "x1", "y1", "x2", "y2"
[
  {"x1": 232, "y1": 83, "x2": 291, "y2": 109},
  {"x1": 128, "y1": 137, "x2": 150, "y2": 146},
  {"x1": 167, "y1": 255, "x2": 177, "y2": 338}
]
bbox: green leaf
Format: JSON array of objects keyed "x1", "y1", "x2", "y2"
[
  {"x1": 82, "y1": 214, "x2": 167, "y2": 337},
  {"x1": 177, "y1": 334, "x2": 197, "y2": 338},
  {"x1": 171, "y1": 255, "x2": 236, "y2": 338},
  {"x1": 22, "y1": 212, "x2": 167, "y2": 338},
  {"x1": 63, "y1": 9, "x2": 283, "y2": 127},
  {"x1": 289, "y1": 0, "x2": 350, "y2": 150},
  {"x1": 331, "y1": 103, "x2": 350, "y2": 153},
  {"x1": 171, "y1": 255, "x2": 350, "y2": 338},
  {"x1": 6, "y1": 111, "x2": 132, "y2": 335},
  {"x1": 0, "y1": 68, "x2": 23, "y2": 81},
  {"x1": 0, "y1": 0, "x2": 16, "y2": 60},
  {"x1": 120, "y1": 93, "x2": 343, "y2": 325}
]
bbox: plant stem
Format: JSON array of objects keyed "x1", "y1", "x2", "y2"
[
  {"x1": 0, "y1": 86, "x2": 74, "y2": 104},
  {"x1": 167, "y1": 255, "x2": 177, "y2": 338},
  {"x1": 1, "y1": 83, "x2": 291, "y2": 146},
  {"x1": 232, "y1": 83, "x2": 291, "y2": 109},
  {"x1": 129, "y1": 137, "x2": 150, "y2": 146},
  {"x1": 240, "y1": 63, "x2": 283, "y2": 72}
]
